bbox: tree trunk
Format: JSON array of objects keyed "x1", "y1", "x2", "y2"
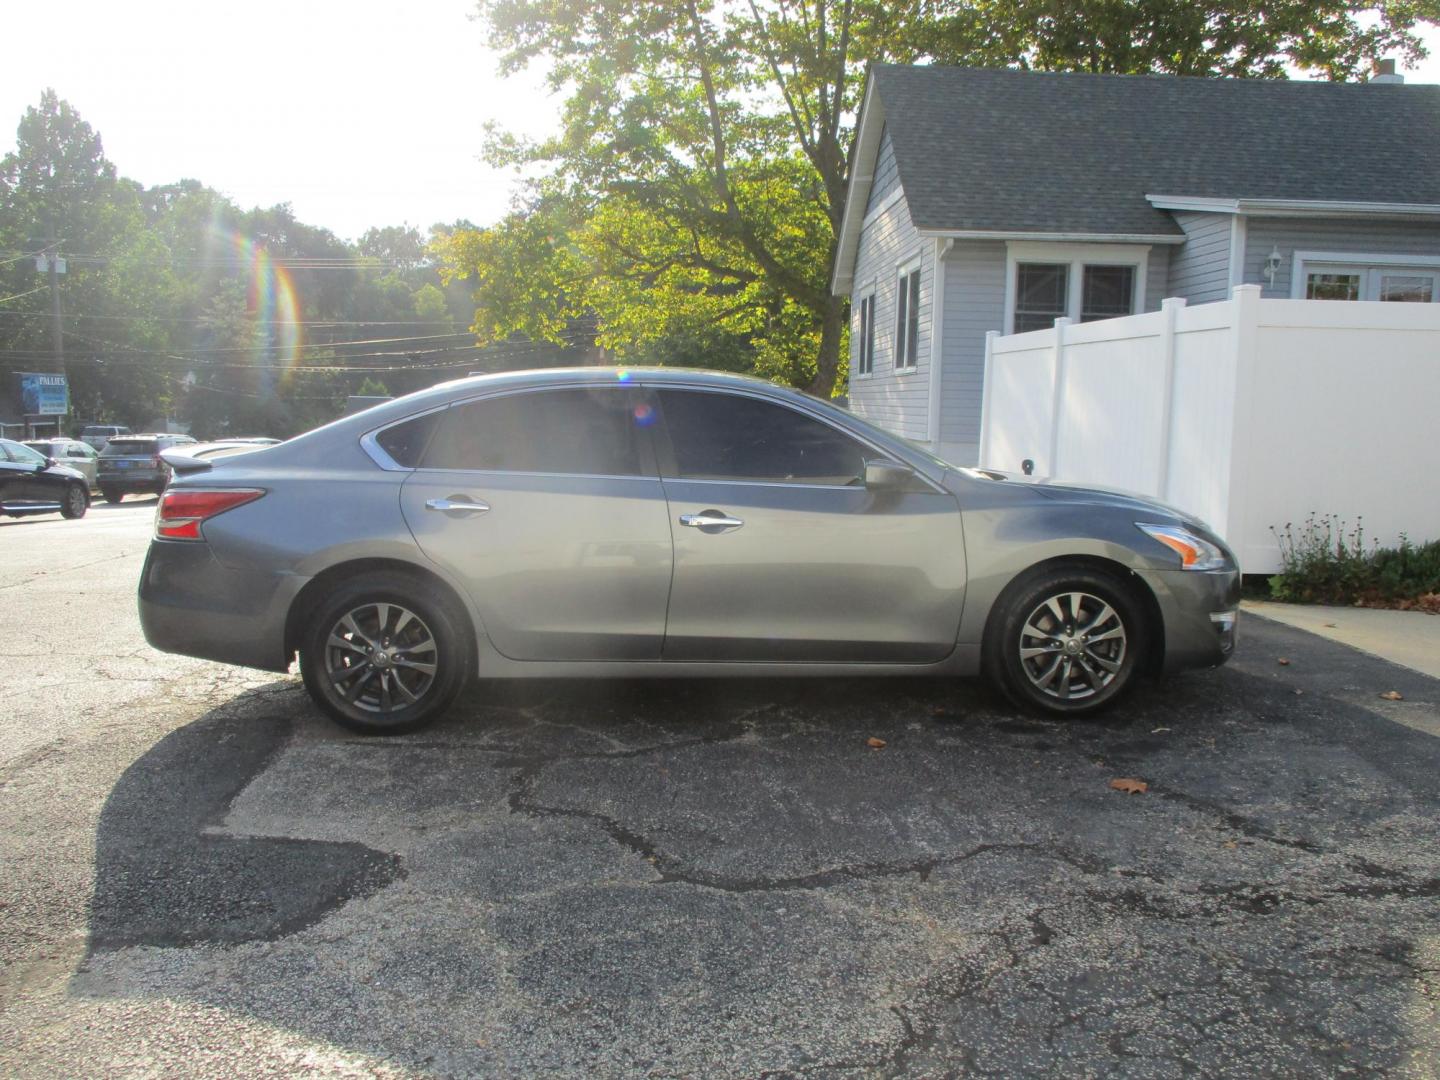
[{"x1": 806, "y1": 291, "x2": 847, "y2": 398}]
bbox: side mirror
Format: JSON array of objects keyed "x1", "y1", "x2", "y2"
[
  {"x1": 864, "y1": 459, "x2": 916, "y2": 491},
  {"x1": 44, "y1": 456, "x2": 59, "y2": 469}
]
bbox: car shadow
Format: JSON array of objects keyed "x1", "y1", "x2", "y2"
[{"x1": 69, "y1": 637, "x2": 1440, "y2": 1076}]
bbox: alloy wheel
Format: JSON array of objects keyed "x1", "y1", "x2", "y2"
[
  {"x1": 322, "y1": 601, "x2": 439, "y2": 714},
  {"x1": 1017, "y1": 590, "x2": 1128, "y2": 701}
]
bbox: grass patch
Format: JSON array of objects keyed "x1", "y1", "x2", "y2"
[{"x1": 1268, "y1": 515, "x2": 1440, "y2": 612}]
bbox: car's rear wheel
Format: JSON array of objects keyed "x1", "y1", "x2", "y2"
[
  {"x1": 299, "y1": 573, "x2": 469, "y2": 735},
  {"x1": 101, "y1": 487, "x2": 121, "y2": 504},
  {"x1": 60, "y1": 483, "x2": 88, "y2": 519},
  {"x1": 985, "y1": 567, "x2": 1146, "y2": 716}
]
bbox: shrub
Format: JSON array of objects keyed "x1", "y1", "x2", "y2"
[{"x1": 1269, "y1": 514, "x2": 1440, "y2": 610}]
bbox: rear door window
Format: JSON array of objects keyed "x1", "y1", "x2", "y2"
[
  {"x1": 656, "y1": 389, "x2": 868, "y2": 486},
  {"x1": 422, "y1": 388, "x2": 649, "y2": 476}
]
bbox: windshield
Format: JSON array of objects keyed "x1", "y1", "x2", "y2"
[{"x1": 101, "y1": 440, "x2": 157, "y2": 457}]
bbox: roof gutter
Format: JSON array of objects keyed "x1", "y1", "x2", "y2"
[
  {"x1": 916, "y1": 228, "x2": 1187, "y2": 245},
  {"x1": 1146, "y1": 194, "x2": 1440, "y2": 218}
]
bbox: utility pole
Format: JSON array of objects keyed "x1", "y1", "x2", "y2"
[
  {"x1": 41, "y1": 217, "x2": 66, "y2": 385},
  {"x1": 28, "y1": 219, "x2": 69, "y2": 436}
]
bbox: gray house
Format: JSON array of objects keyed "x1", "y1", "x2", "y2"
[{"x1": 831, "y1": 64, "x2": 1440, "y2": 465}]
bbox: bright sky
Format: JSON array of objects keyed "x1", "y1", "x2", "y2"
[
  {"x1": 3, "y1": 3, "x2": 1439, "y2": 244},
  {"x1": 0, "y1": 0, "x2": 560, "y2": 242}
]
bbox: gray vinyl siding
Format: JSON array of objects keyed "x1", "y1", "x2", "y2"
[
  {"x1": 938, "y1": 241, "x2": 1006, "y2": 463},
  {"x1": 1166, "y1": 211, "x2": 1233, "y2": 303},
  {"x1": 866, "y1": 130, "x2": 900, "y2": 212},
  {"x1": 848, "y1": 184, "x2": 931, "y2": 442},
  {"x1": 1144, "y1": 246, "x2": 1170, "y2": 310},
  {"x1": 1243, "y1": 216, "x2": 1440, "y2": 297}
]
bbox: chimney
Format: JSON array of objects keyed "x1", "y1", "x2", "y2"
[{"x1": 1371, "y1": 58, "x2": 1405, "y2": 85}]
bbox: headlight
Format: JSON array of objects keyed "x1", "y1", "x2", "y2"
[{"x1": 1136, "y1": 523, "x2": 1230, "y2": 570}]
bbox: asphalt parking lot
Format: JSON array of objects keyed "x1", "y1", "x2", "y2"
[{"x1": 2, "y1": 502, "x2": 1438, "y2": 1077}]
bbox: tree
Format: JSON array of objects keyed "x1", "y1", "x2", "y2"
[{"x1": 457, "y1": 0, "x2": 1438, "y2": 397}]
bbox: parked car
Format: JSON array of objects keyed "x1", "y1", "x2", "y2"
[
  {"x1": 23, "y1": 438, "x2": 99, "y2": 490},
  {"x1": 0, "y1": 438, "x2": 90, "y2": 519},
  {"x1": 98, "y1": 434, "x2": 197, "y2": 502},
  {"x1": 79, "y1": 424, "x2": 133, "y2": 452},
  {"x1": 138, "y1": 368, "x2": 1239, "y2": 735}
]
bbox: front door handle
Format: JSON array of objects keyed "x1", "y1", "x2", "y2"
[
  {"x1": 679, "y1": 511, "x2": 744, "y2": 530},
  {"x1": 426, "y1": 497, "x2": 491, "y2": 516}
]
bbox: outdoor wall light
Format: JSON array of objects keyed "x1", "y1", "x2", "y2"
[{"x1": 1265, "y1": 245, "x2": 1283, "y2": 287}]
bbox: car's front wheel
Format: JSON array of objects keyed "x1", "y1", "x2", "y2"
[
  {"x1": 299, "y1": 573, "x2": 470, "y2": 735},
  {"x1": 985, "y1": 567, "x2": 1146, "y2": 716},
  {"x1": 60, "y1": 483, "x2": 88, "y2": 519}
]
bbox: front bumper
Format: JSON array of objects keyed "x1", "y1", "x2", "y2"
[
  {"x1": 1136, "y1": 567, "x2": 1241, "y2": 672},
  {"x1": 138, "y1": 540, "x2": 306, "y2": 672}
]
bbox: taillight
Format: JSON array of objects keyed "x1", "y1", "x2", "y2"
[{"x1": 156, "y1": 488, "x2": 265, "y2": 540}]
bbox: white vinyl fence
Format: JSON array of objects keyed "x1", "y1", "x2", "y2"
[{"x1": 977, "y1": 285, "x2": 1440, "y2": 573}]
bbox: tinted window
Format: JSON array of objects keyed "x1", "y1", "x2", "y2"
[
  {"x1": 376, "y1": 410, "x2": 444, "y2": 468},
  {"x1": 658, "y1": 390, "x2": 868, "y2": 485},
  {"x1": 6, "y1": 441, "x2": 48, "y2": 466},
  {"x1": 422, "y1": 388, "x2": 647, "y2": 476},
  {"x1": 101, "y1": 439, "x2": 158, "y2": 457}
]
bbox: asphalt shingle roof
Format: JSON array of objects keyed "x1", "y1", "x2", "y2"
[{"x1": 871, "y1": 64, "x2": 1440, "y2": 236}]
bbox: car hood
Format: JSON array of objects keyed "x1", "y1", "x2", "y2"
[
  {"x1": 1025, "y1": 479, "x2": 1214, "y2": 531},
  {"x1": 46, "y1": 463, "x2": 86, "y2": 481}
]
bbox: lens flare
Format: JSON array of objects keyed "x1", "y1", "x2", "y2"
[{"x1": 208, "y1": 225, "x2": 302, "y2": 376}]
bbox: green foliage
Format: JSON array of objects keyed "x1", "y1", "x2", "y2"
[
  {"x1": 1, "y1": 94, "x2": 535, "y2": 438},
  {"x1": 1269, "y1": 514, "x2": 1440, "y2": 607},
  {"x1": 355, "y1": 376, "x2": 391, "y2": 397}
]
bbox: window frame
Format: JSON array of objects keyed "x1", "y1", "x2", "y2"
[
  {"x1": 362, "y1": 384, "x2": 659, "y2": 479},
  {"x1": 1004, "y1": 242, "x2": 1150, "y2": 334},
  {"x1": 854, "y1": 290, "x2": 876, "y2": 378},
  {"x1": 1290, "y1": 250, "x2": 1440, "y2": 303},
  {"x1": 648, "y1": 386, "x2": 894, "y2": 491},
  {"x1": 894, "y1": 260, "x2": 921, "y2": 372}
]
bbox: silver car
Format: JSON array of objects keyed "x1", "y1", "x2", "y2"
[{"x1": 140, "y1": 368, "x2": 1239, "y2": 734}]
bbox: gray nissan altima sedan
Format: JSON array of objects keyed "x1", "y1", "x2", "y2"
[{"x1": 140, "y1": 367, "x2": 1239, "y2": 734}]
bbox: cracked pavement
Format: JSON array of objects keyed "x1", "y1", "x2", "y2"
[{"x1": 1, "y1": 502, "x2": 1438, "y2": 1077}]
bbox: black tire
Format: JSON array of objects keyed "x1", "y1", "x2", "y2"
[
  {"x1": 984, "y1": 566, "x2": 1148, "y2": 717},
  {"x1": 299, "y1": 572, "x2": 471, "y2": 735},
  {"x1": 101, "y1": 487, "x2": 122, "y2": 504},
  {"x1": 60, "y1": 483, "x2": 88, "y2": 519}
]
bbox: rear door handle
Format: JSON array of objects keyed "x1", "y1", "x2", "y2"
[
  {"x1": 679, "y1": 511, "x2": 744, "y2": 530},
  {"x1": 426, "y1": 497, "x2": 491, "y2": 515}
]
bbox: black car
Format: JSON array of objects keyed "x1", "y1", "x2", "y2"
[{"x1": 0, "y1": 438, "x2": 90, "y2": 519}]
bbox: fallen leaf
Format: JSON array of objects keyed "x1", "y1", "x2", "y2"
[
  {"x1": 865, "y1": 737, "x2": 887, "y2": 749},
  {"x1": 1223, "y1": 840, "x2": 1238, "y2": 850},
  {"x1": 1379, "y1": 691, "x2": 1403, "y2": 701},
  {"x1": 1109, "y1": 777, "x2": 1148, "y2": 795},
  {"x1": 1277, "y1": 658, "x2": 1290, "y2": 666},
  {"x1": 1323, "y1": 622, "x2": 1338, "y2": 628}
]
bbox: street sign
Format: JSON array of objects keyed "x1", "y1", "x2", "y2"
[{"x1": 18, "y1": 372, "x2": 69, "y2": 415}]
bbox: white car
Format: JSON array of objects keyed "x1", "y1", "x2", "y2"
[{"x1": 80, "y1": 424, "x2": 133, "y2": 452}]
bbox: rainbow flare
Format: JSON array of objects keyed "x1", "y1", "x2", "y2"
[{"x1": 209, "y1": 225, "x2": 303, "y2": 378}]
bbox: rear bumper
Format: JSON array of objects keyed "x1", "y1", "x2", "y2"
[
  {"x1": 138, "y1": 540, "x2": 306, "y2": 672},
  {"x1": 1137, "y1": 567, "x2": 1242, "y2": 672},
  {"x1": 99, "y1": 469, "x2": 166, "y2": 493}
]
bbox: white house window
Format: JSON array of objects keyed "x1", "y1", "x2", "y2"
[
  {"x1": 855, "y1": 294, "x2": 875, "y2": 376},
  {"x1": 1081, "y1": 265, "x2": 1136, "y2": 321},
  {"x1": 1015, "y1": 263, "x2": 1068, "y2": 333},
  {"x1": 895, "y1": 265, "x2": 920, "y2": 370},
  {"x1": 1007, "y1": 244, "x2": 1147, "y2": 334},
  {"x1": 1295, "y1": 254, "x2": 1440, "y2": 303}
]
